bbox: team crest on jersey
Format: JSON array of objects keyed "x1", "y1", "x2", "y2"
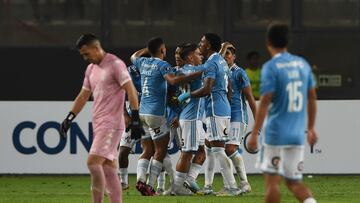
[{"x1": 271, "y1": 156, "x2": 280, "y2": 169}]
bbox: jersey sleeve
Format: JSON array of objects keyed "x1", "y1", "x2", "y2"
[
  {"x1": 306, "y1": 62, "x2": 316, "y2": 89},
  {"x1": 114, "y1": 59, "x2": 131, "y2": 87},
  {"x1": 159, "y1": 61, "x2": 174, "y2": 77},
  {"x1": 203, "y1": 61, "x2": 216, "y2": 80},
  {"x1": 132, "y1": 57, "x2": 145, "y2": 69},
  {"x1": 260, "y1": 63, "x2": 276, "y2": 95},
  {"x1": 82, "y1": 65, "x2": 92, "y2": 91},
  {"x1": 238, "y1": 69, "x2": 251, "y2": 89},
  {"x1": 193, "y1": 64, "x2": 206, "y2": 72}
]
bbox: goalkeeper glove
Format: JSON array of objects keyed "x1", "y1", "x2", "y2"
[{"x1": 60, "y1": 112, "x2": 76, "y2": 139}]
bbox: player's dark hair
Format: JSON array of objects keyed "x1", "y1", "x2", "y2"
[
  {"x1": 147, "y1": 37, "x2": 164, "y2": 55},
  {"x1": 75, "y1": 33, "x2": 99, "y2": 49},
  {"x1": 266, "y1": 23, "x2": 289, "y2": 48},
  {"x1": 204, "y1": 33, "x2": 222, "y2": 52},
  {"x1": 176, "y1": 43, "x2": 187, "y2": 49},
  {"x1": 175, "y1": 43, "x2": 187, "y2": 55},
  {"x1": 247, "y1": 51, "x2": 260, "y2": 60},
  {"x1": 179, "y1": 43, "x2": 198, "y2": 60}
]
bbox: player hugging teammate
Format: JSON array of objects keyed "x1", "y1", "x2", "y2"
[{"x1": 121, "y1": 33, "x2": 257, "y2": 197}]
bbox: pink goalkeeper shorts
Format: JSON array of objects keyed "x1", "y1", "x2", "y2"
[{"x1": 89, "y1": 128, "x2": 124, "y2": 161}]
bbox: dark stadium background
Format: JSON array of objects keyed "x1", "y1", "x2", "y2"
[{"x1": 0, "y1": 0, "x2": 359, "y2": 101}]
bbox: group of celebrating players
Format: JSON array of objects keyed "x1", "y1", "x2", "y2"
[
  {"x1": 119, "y1": 33, "x2": 256, "y2": 196},
  {"x1": 60, "y1": 23, "x2": 318, "y2": 203}
]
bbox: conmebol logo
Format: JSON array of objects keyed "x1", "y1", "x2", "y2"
[
  {"x1": 12, "y1": 121, "x2": 180, "y2": 155},
  {"x1": 13, "y1": 121, "x2": 93, "y2": 155}
]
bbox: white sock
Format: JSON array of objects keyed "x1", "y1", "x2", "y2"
[
  {"x1": 157, "y1": 171, "x2": 166, "y2": 190},
  {"x1": 303, "y1": 197, "x2": 317, "y2": 203},
  {"x1": 119, "y1": 168, "x2": 128, "y2": 185},
  {"x1": 204, "y1": 146, "x2": 215, "y2": 187},
  {"x1": 187, "y1": 163, "x2": 202, "y2": 183},
  {"x1": 212, "y1": 147, "x2": 237, "y2": 189},
  {"x1": 136, "y1": 158, "x2": 149, "y2": 182},
  {"x1": 219, "y1": 168, "x2": 229, "y2": 188},
  {"x1": 163, "y1": 153, "x2": 174, "y2": 185},
  {"x1": 147, "y1": 159, "x2": 163, "y2": 187},
  {"x1": 174, "y1": 171, "x2": 187, "y2": 191},
  {"x1": 229, "y1": 151, "x2": 248, "y2": 183}
]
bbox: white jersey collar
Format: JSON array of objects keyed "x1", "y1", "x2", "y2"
[
  {"x1": 208, "y1": 52, "x2": 217, "y2": 60},
  {"x1": 273, "y1": 51, "x2": 288, "y2": 59}
]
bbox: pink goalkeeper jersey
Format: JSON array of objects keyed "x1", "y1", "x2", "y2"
[{"x1": 82, "y1": 53, "x2": 131, "y2": 133}]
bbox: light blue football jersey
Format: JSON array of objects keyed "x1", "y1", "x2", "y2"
[
  {"x1": 229, "y1": 64, "x2": 250, "y2": 124},
  {"x1": 261, "y1": 52, "x2": 316, "y2": 146},
  {"x1": 128, "y1": 65, "x2": 142, "y2": 95},
  {"x1": 132, "y1": 57, "x2": 173, "y2": 116},
  {"x1": 178, "y1": 64, "x2": 204, "y2": 120},
  {"x1": 202, "y1": 53, "x2": 231, "y2": 117}
]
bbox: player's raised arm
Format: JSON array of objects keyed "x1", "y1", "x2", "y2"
[
  {"x1": 219, "y1": 42, "x2": 235, "y2": 57},
  {"x1": 60, "y1": 88, "x2": 91, "y2": 139},
  {"x1": 130, "y1": 48, "x2": 149, "y2": 64}
]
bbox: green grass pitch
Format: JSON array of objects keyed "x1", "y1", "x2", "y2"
[{"x1": 0, "y1": 174, "x2": 359, "y2": 203}]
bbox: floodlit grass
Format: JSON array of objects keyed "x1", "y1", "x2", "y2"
[{"x1": 0, "y1": 174, "x2": 359, "y2": 203}]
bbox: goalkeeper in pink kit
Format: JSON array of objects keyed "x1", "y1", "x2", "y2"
[{"x1": 59, "y1": 33, "x2": 144, "y2": 203}]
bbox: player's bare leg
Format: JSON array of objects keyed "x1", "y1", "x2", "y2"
[
  {"x1": 118, "y1": 146, "x2": 131, "y2": 190},
  {"x1": 103, "y1": 159, "x2": 122, "y2": 203},
  {"x1": 225, "y1": 143, "x2": 251, "y2": 193},
  {"x1": 264, "y1": 174, "x2": 281, "y2": 203},
  {"x1": 285, "y1": 179, "x2": 317, "y2": 203},
  {"x1": 146, "y1": 134, "x2": 170, "y2": 195},
  {"x1": 87, "y1": 154, "x2": 107, "y2": 203}
]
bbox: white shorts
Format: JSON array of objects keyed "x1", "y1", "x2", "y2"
[
  {"x1": 226, "y1": 122, "x2": 247, "y2": 146},
  {"x1": 198, "y1": 121, "x2": 206, "y2": 146},
  {"x1": 119, "y1": 128, "x2": 152, "y2": 150},
  {"x1": 257, "y1": 145, "x2": 305, "y2": 180},
  {"x1": 169, "y1": 127, "x2": 181, "y2": 149},
  {"x1": 205, "y1": 117, "x2": 231, "y2": 142},
  {"x1": 179, "y1": 120, "x2": 205, "y2": 152},
  {"x1": 140, "y1": 115, "x2": 170, "y2": 140},
  {"x1": 119, "y1": 130, "x2": 136, "y2": 149}
]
